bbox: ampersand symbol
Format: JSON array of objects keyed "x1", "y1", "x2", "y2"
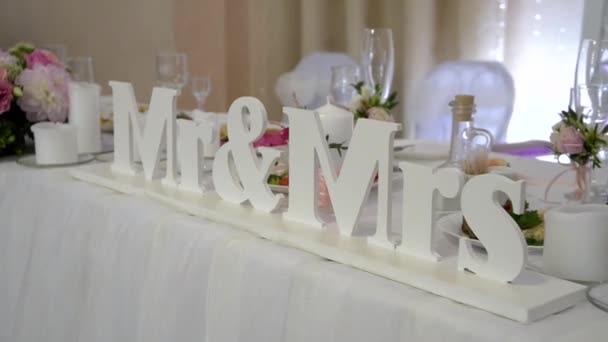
[{"x1": 212, "y1": 97, "x2": 284, "y2": 212}]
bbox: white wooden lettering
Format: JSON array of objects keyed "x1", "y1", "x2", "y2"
[
  {"x1": 212, "y1": 97, "x2": 283, "y2": 212},
  {"x1": 284, "y1": 107, "x2": 401, "y2": 243},
  {"x1": 397, "y1": 162, "x2": 464, "y2": 261},
  {"x1": 176, "y1": 119, "x2": 214, "y2": 194},
  {"x1": 109, "y1": 81, "x2": 178, "y2": 182},
  {"x1": 458, "y1": 174, "x2": 527, "y2": 282}
]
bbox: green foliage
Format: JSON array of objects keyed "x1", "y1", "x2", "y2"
[
  {"x1": 0, "y1": 106, "x2": 31, "y2": 156},
  {"x1": 8, "y1": 42, "x2": 34, "y2": 69},
  {"x1": 6, "y1": 64, "x2": 23, "y2": 83},
  {"x1": 326, "y1": 134, "x2": 348, "y2": 157}
]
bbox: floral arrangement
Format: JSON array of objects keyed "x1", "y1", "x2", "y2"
[
  {"x1": 0, "y1": 43, "x2": 71, "y2": 155},
  {"x1": 350, "y1": 82, "x2": 398, "y2": 122},
  {"x1": 550, "y1": 108, "x2": 608, "y2": 168},
  {"x1": 546, "y1": 107, "x2": 608, "y2": 200}
]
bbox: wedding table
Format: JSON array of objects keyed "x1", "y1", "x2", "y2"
[{"x1": 0, "y1": 152, "x2": 606, "y2": 342}]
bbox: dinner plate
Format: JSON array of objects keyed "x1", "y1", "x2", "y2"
[
  {"x1": 437, "y1": 212, "x2": 543, "y2": 253},
  {"x1": 16, "y1": 154, "x2": 95, "y2": 168}
]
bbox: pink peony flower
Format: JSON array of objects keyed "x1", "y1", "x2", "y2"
[
  {"x1": 25, "y1": 49, "x2": 61, "y2": 69},
  {"x1": 15, "y1": 64, "x2": 70, "y2": 122},
  {"x1": 0, "y1": 81, "x2": 13, "y2": 114},
  {"x1": 556, "y1": 126, "x2": 585, "y2": 155}
]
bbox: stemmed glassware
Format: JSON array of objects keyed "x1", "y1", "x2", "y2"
[
  {"x1": 572, "y1": 40, "x2": 608, "y2": 201},
  {"x1": 573, "y1": 39, "x2": 608, "y2": 117},
  {"x1": 360, "y1": 28, "x2": 395, "y2": 101},
  {"x1": 191, "y1": 76, "x2": 212, "y2": 111},
  {"x1": 330, "y1": 65, "x2": 360, "y2": 107},
  {"x1": 156, "y1": 52, "x2": 189, "y2": 91}
]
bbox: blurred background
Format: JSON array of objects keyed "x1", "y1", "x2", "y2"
[{"x1": 0, "y1": 0, "x2": 605, "y2": 142}]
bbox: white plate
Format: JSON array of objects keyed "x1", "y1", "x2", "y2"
[
  {"x1": 394, "y1": 139, "x2": 449, "y2": 160},
  {"x1": 16, "y1": 154, "x2": 95, "y2": 168},
  {"x1": 437, "y1": 212, "x2": 543, "y2": 253}
]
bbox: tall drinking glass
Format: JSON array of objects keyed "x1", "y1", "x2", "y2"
[
  {"x1": 156, "y1": 52, "x2": 189, "y2": 91},
  {"x1": 361, "y1": 28, "x2": 394, "y2": 100},
  {"x1": 330, "y1": 65, "x2": 360, "y2": 107},
  {"x1": 67, "y1": 56, "x2": 94, "y2": 83}
]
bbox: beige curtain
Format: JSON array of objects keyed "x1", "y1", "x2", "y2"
[
  {"x1": 177, "y1": 0, "x2": 583, "y2": 142},
  {"x1": 178, "y1": 0, "x2": 508, "y2": 124},
  {"x1": 0, "y1": 0, "x2": 582, "y2": 141}
]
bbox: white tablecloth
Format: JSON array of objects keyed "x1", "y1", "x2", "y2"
[{"x1": 0, "y1": 157, "x2": 606, "y2": 342}]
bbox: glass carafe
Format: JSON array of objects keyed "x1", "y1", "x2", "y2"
[
  {"x1": 436, "y1": 95, "x2": 493, "y2": 212},
  {"x1": 440, "y1": 95, "x2": 493, "y2": 172}
]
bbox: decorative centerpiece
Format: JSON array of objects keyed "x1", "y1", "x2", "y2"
[
  {"x1": 0, "y1": 43, "x2": 70, "y2": 156},
  {"x1": 350, "y1": 81, "x2": 398, "y2": 122},
  {"x1": 546, "y1": 108, "x2": 608, "y2": 201}
]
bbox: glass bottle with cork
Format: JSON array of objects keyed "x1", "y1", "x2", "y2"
[{"x1": 436, "y1": 94, "x2": 493, "y2": 211}]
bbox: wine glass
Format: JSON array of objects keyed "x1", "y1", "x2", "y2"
[
  {"x1": 191, "y1": 76, "x2": 212, "y2": 111},
  {"x1": 67, "y1": 56, "x2": 94, "y2": 83},
  {"x1": 360, "y1": 28, "x2": 395, "y2": 100},
  {"x1": 156, "y1": 52, "x2": 189, "y2": 91},
  {"x1": 330, "y1": 65, "x2": 360, "y2": 107}
]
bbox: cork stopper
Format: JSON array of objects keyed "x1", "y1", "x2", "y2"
[{"x1": 451, "y1": 94, "x2": 475, "y2": 121}]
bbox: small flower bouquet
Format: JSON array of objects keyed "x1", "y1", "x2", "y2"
[
  {"x1": 0, "y1": 43, "x2": 71, "y2": 156},
  {"x1": 350, "y1": 81, "x2": 398, "y2": 122},
  {"x1": 550, "y1": 108, "x2": 608, "y2": 167},
  {"x1": 547, "y1": 107, "x2": 608, "y2": 200}
]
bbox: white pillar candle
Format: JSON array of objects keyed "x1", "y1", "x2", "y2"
[
  {"x1": 543, "y1": 204, "x2": 608, "y2": 282},
  {"x1": 69, "y1": 82, "x2": 102, "y2": 153},
  {"x1": 314, "y1": 99, "x2": 354, "y2": 165},
  {"x1": 31, "y1": 122, "x2": 79, "y2": 165},
  {"x1": 315, "y1": 102, "x2": 354, "y2": 145}
]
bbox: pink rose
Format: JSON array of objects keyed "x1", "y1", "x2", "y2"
[
  {"x1": 0, "y1": 68, "x2": 7, "y2": 82},
  {"x1": 557, "y1": 126, "x2": 584, "y2": 154},
  {"x1": 0, "y1": 81, "x2": 13, "y2": 114},
  {"x1": 25, "y1": 50, "x2": 61, "y2": 69}
]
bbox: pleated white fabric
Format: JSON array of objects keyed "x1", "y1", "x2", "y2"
[{"x1": 0, "y1": 161, "x2": 605, "y2": 342}]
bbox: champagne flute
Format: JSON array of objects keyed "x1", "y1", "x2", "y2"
[
  {"x1": 156, "y1": 52, "x2": 189, "y2": 91},
  {"x1": 191, "y1": 76, "x2": 212, "y2": 111},
  {"x1": 361, "y1": 28, "x2": 395, "y2": 100},
  {"x1": 330, "y1": 65, "x2": 360, "y2": 107}
]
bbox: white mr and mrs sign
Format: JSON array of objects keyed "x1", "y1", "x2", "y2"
[{"x1": 109, "y1": 81, "x2": 527, "y2": 284}]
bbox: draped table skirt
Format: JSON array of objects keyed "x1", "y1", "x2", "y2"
[{"x1": 0, "y1": 159, "x2": 605, "y2": 342}]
